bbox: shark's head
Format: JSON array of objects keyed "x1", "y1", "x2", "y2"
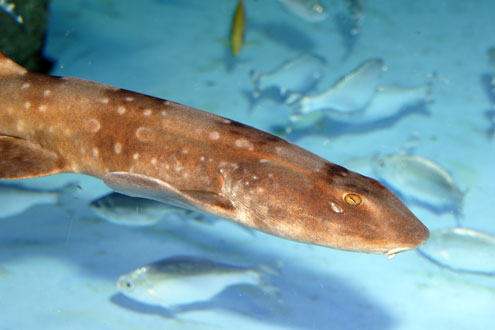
[
  {"x1": 315, "y1": 166, "x2": 430, "y2": 255},
  {"x1": 235, "y1": 161, "x2": 430, "y2": 256}
]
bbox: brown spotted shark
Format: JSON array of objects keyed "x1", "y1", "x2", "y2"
[{"x1": 0, "y1": 51, "x2": 429, "y2": 256}]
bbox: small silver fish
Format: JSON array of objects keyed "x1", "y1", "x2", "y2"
[
  {"x1": 278, "y1": 0, "x2": 329, "y2": 22},
  {"x1": 371, "y1": 155, "x2": 464, "y2": 217},
  {"x1": 297, "y1": 58, "x2": 384, "y2": 115},
  {"x1": 336, "y1": 0, "x2": 366, "y2": 57},
  {"x1": 249, "y1": 54, "x2": 326, "y2": 103},
  {"x1": 289, "y1": 83, "x2": 431, "y2": 127},
  {"x1": 417, "y1": 228, "x2": 495, "y2": 276},
  {"x1": 90, "y1": 192, "x2": 252, "y2": 232},
  {"x1": 116, "y1": 256, "x2": 277, "y2": 309},
  {"x1": 90, "y1": 192, "x2": 189, "y2": 226},
  {"x1": 344, "y1": 0, "x2": 366, "y2": 19},
  {"x1": 323, "y1": 83, "x2": 432, "y2": 123},
  {"x1": 0, "y1": 182, "x2": 75, "y2": 218}
]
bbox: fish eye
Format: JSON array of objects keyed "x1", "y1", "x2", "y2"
[
  {"x1": 313, "y1": 5, "x2": 323, "y2": 13},
  {"x1": 343, "y1": 193, "x2": 362, "y2": 206},
  {"x1": 125, "y1": 281, "x2": 133, "y2": 289}
]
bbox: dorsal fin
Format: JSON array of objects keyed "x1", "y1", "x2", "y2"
[{"x1": 0, "y1": 51, "x2": 27, "y2": 76}]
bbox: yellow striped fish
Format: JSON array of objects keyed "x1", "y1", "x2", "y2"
[{"x1": 230, "y1": 0, "x2": 246, "y2": 57}]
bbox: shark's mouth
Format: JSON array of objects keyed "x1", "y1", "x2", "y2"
[{"x1": 384, "y1": 247, "x2": 413, "y2": 259}]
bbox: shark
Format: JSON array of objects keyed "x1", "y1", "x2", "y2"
[{"x1": 0, "y1": 51, "x2": 429, "y2": 256}]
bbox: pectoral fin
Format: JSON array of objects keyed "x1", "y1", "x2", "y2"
[
  {"x1": 103, "y1": 172, "x2": 235, "y2": 214},
  {"x1": 0, "y1": 135, "x2": 66, "y2": 179}
]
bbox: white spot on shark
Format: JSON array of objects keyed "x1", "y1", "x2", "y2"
[
  {"x1": 92, "y1": 148, "x2": 99, "y2": 157},
  {"x1": 151, "y1": 157, "x2": 158, "y2": 165},
  {"x1": 21, "y1": 82, "x2": 30, "y2": 89},
  {"x1": 143, "y1": 109, "x2": 152, "y2": 116},
  {"x1": 117, "y1": 106, "x2": 126, "y2": 115},
  {"x1": 174, "y1": 161, "x2": 184, "y2": 174},
  {"x1": 87, "y1": 119, "x2": 101, "y2": 133},
  {"x1": 97, "y1": 97, "x2": 109, "y2": 104},
  {"x1": 16, "y1": 120, "x2": 24, "y2": 131},
  {"x1": 133, "y1": 153, "x2": 139, "y2": 160},
  {"x1": 235, "y1": 139, "x2": 254, "y2": 151},
  {"x1": 200, "y1": 176, "x2": 211, "y2": 185},
  {"x1": 114, "y1": 143, "x2": 122, "y2": 154},
  {"x1": 136, "y1": 127, "x2": 155, "y2": 142},
  {"x1": 209, "y1": 131, "x2": 220, "y2": 140},
  {"x1": 38, "y1": 105, "x2": 47, "y2": 112},
  {"x1": 43, "y1": 90, "x2": 51, "y2": 97},
  {"x1": 125, "y1": 96, "x2": 134, "y2": 102},
  {"x1": 24, "y1": 101, "x2": 30, "y2": 109}
]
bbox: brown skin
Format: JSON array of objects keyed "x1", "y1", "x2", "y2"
[
  {"x1": 0, "y1": 52, "x2": 429, "y2": 254},
  {"x1": 220, "y1": 156, "x2": 429, "y2": 254}
]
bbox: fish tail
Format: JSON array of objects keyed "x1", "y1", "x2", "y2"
[
  {"x1": 453, "y1": 191, "x2": 467, "y2": 226},
  {"x1": 283, "y1": 92, "x2": 303, "y2": 105},
  {"x1": 55, "y1": 182, "x2": 81, "y2": 215},
  {"x1": 259, "y1": 262, "x2": 281, "y2": 276},
  {"x1": 256, "y1": 261, "x2": 283, "y2": 296},
  {"x1": 425, "y1": 73, "x2": 436, "y2": 105},
  {"x1": 453, "y1": 214, "x2": 463, "y2": 227},
  {"x1": 248, "y1": 69, "x2": 262, "y2": 96}
]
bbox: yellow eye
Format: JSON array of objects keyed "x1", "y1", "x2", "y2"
[{"x1": 343, "y1": 193, "x2": 362, "y2": 206}]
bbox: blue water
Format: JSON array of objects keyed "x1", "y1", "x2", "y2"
[{"x1": 1, "y1": 1, "x2": 494, "y2": 329}]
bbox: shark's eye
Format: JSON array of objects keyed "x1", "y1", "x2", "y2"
[{"x1": 343, "y1": 193, "x2": 362, "y2": 206}]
